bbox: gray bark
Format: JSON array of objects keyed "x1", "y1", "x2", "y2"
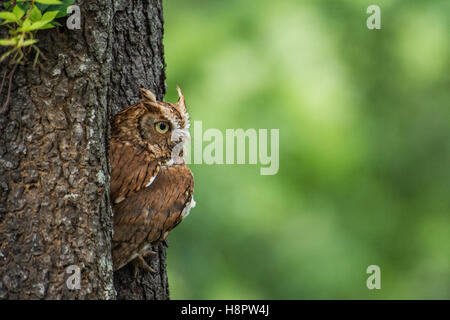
[
  {"x1": 0, "y1": 0, "x2": 168, "y2": 299},
  {"x1": 109, "y1": 0, "x2": 169, "y2": 300}
]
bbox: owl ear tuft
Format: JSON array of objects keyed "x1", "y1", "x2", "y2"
[
  {"x1": 176, "y1": 86, "x2": 186, "y2": 112},
  {"x1": 140, "y1": 88, "x2": 157, "y2": 103}
]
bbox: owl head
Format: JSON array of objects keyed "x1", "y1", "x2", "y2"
[{"x1": 111, "y1": 87, "x2": 190, "y2": 164}]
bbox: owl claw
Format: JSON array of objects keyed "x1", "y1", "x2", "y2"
[
  {"x1": 133, "y1": 254, "x2": 157, "y2": 277},
  {"x1": 143, "y1": 249, "x2": 157, "y2": 259}
]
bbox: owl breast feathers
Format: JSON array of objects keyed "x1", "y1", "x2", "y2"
[{"x1": 110, "y1": 87, "x2": 195, "y2": 272}]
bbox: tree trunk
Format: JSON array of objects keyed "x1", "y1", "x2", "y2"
[
  {"x1": 109, "y1": 0, "x2": 169, "y2": 300},
  {"x1": 0, "y1": 0, "x2": 168, "y2": 300}
]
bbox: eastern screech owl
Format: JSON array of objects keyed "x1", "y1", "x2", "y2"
[{"x1": 110, "y1": 87, "x2": 195, "y2": 273}]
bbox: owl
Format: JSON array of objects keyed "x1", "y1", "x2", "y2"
[{"x1": 110, "y1": 87, "x2": 195, "y2": 274}]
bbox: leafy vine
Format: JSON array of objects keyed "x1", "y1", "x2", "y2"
[{"x1": 0, "y1": 0, "x2": 74, "y2": 112}]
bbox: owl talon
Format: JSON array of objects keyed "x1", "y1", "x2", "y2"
[
  {"x1": 143, "y1": 249, "x2": 157, "y2": 259},
  {"x1": 133, "y1": 255, "x2": 157, "y2": 277}
]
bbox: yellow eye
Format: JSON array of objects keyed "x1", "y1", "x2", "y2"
[{"x1": 155, "y1": 121, "x2": 170, "y2": 133}]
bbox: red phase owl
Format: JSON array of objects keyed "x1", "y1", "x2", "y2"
[{"x1": 110, "y1": 87, "x2": 195, "y2": 273}]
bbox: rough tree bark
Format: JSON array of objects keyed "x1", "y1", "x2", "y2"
[
  {"x1": 0, "y1": 0, "x2": 168, "y2": 299},
  {"x1": 109, "y1": 0, "x2": 169, "y2": 300}
]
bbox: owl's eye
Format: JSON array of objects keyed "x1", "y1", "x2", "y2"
[{"x1": 155, "y1": 121, "x2": 170, "y2": 133}]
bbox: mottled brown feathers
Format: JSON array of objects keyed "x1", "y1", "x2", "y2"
[{"x1": 110, "y1": 88, "x2": 195, "y2": 271}]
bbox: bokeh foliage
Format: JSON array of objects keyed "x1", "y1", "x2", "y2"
[{"x1": 163, "y1": 0, "x2": 450, "y2": 299}]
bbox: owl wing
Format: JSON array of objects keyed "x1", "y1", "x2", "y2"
[
  {"x1": 111, "y1": 163, "x2": 194, "y2": 271},
  {"x1": 110, "y1": 139, "x2": 162, "y2": 205}
]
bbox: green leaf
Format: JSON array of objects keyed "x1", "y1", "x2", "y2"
[
  {"x1": 16, "y1": 2, "x2": 31, "y2": 13},
  {"x1": 23, "y1": 13, "x2": 57, "y2": 31},
  {"x1": 20, "y1": 9, "x2": 59, "y2": 31},
  {"x1": 0, "y1": 11, "x2": 17, "y2": 22},
  {"x1": 20, "y1": 20, "x2": 44, "y2": 31},
  {"x1": 35, "y1": 0, "x2": 62, "y2": 4},
  {"x1": 0, "y1": 38, "x2": 17, "y2": 46},
  {"x1": 36, "y1": 22, "x2": 55, "y2": 30},
  {"x1": 13, "y1": 4, "x2": 25, "y2": 20},
  {"x1": 41, "y1": 10, "x2": 59, "y2": 22},
  {"x1": 35, "y1": 4, "x2": 50, "y2": 12},
  {"x1": 22, "y1": 19, "x2": 31, "y2": 28},
  {"x1": 16, "y1": 18, "x2": 32, "y2": 32},
  {"x1": 29, "y1": 5, "x2": 42, "y2": 22},
  {"x1": 20, "y1": 39, "x2": 39, "y2": 47},
  {"x1": 3, "y1": 1, "x2": 12, "y2": 10},
  {"x1": 48, "y1": 0, "x2": 76, "y2": 18}
]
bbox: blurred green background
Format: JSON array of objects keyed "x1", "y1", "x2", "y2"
[{"x1": 163, "y1": 0, "x2": 450, "y2": 299}]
